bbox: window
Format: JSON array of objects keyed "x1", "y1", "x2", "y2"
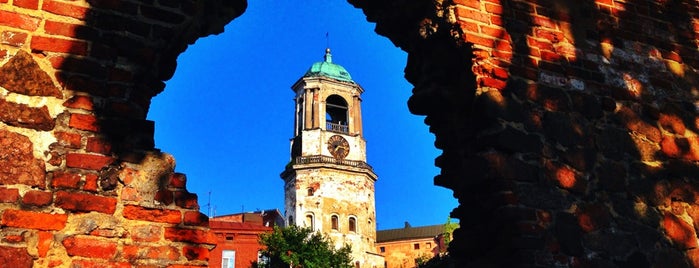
[
  {"x1": 222, "y1": 250, "x2": 235, "y2": 268},
  {"x1": 379, "y1": 246, "x2": 385, "y2": 253},
  {"x1": 348, "y1": 217, "x2": 357, "y2": 232},
  {"x1": 331, "y1": 215, "x2": 339, "y2": 230},
  {"x1": 413, "y1": 243, "x2": 420, "y2": 250},
  {"x1": 426, "y1": 242, "x2": 432, "y2": 249},
  {"x1": 326, "y1": 95, "x2": 348, "y2": 133},
  {"x1": 307, "y1": 187, "x2": 314, "y2": 196},
  {"x1": 288, "y1": 216, "x2": 294, "y2": 225},
  {"x1": 305, "y1": 214, "x2": 314, "y2": 230},
  {"x1": 225, "y1": 234, "x2": 234, "y2": 241}
]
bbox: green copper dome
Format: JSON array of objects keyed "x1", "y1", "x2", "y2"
[{"x1": 303, "y1": 48, "x2": 354, "y2": 83}]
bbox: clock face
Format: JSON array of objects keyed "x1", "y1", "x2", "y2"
[{"x1": 327, "y1": 135, "x2": 350, "y2": 159}]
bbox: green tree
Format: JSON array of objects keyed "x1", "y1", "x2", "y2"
[{"x1": 258, "y1": 225, "x2": 353, "y2": 268}]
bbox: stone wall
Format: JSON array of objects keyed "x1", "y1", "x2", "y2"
[
  {"x1": 0, "y1": 0, "x2": 244, "y2": 267},
  {"x1": 349, "y1": 0, "x2": 699, "y2": 267},
  {"x1": 1, "y1": 0, "x2": 698, "y2": 267}
]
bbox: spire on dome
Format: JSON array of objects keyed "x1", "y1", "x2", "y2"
[{"x1": 324, "y1": 48, "x2": 332, "y2": 63}]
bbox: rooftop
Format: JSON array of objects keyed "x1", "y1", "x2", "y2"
[
  {"x1": 303, "y1": 48, "x2": 354, "y2": 83},
  {"x1": 376, "y1": 223, "x2": 447, "y2": 243}
]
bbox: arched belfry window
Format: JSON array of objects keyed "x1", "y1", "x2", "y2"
[
  {"x1": 348, "y1": 216, "x2": 357, "y2": 232},
  {"x1": 326, "y1": 95, "x2": 348, "y2": 133},
  {"x1": 331, "y1": 215, "x2": 339, "y2": 230}
]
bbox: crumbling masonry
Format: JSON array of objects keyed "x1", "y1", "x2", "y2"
[{"x1": 0, "y1": 0, "x2": 698, "y2": 267}]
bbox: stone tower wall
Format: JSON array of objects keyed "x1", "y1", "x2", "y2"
[
  {"x1": 349, "y1": 0, "x2": 699, "y2": 266},
  {"x1": 0, "y1": 0, "x2": 244, "y2": 267},
  {"x1": 1, "y1": 0, "x2": 699, "y2": 267}
]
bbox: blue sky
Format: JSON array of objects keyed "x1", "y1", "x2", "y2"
[{"x1": 147, "y1": 1, "x2": 458, "y2": 230}]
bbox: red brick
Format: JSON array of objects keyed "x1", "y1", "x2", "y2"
[
  {"x1": 42, "y1": 0, "x2": 89, "y2": 19},
  {"x1": 22, "y1": 190, "x2": 52, "y2": 206},
  {"x1": 183, "y1": 245, "x2": 209, "y2": 261},
  {"x1": 62, "y1": 236, "x2": 117, "y2": 259},
  {"x1": 66, "y1": 153, "x2": 114, "y2": 170},
  {"x1": 485, "y1": 2, "x2": 503, "y2": 14},
  {"x1": 1, "y1": 209, "x2": 67, "y2": 230},
  {"x1": 454, "y1": 0, "x2": 480, "y2": 9},
  {"x1": 86, "y1": 137, "x2": 112, "y2": 154},
  {"x1": 30, "y1": 36, "x2": 88, "y2": 55},
  {"x1": 14, "y1": 0, "x2": 39, "y2": 9},
  {"x1": 0, "y1": 10, "x2": 40, "y2": 31},
  {"x1": 82, "y1": 173, "x2": 98, "y2": 192},
  {"x1": 663, "y1": 213, "x2": 698, "y2": 249},
  {"x1": 479, "y1": 77, "x2": 507, "y2": 90},
  {"x1": 0, "y1": 31, "x2": 28, "y2": 47},
  {"x1": 0, "y1": 187, "x2": 19, "y2": 203},
  {"x1": 131, "y1": 225, "x2": 163, "y2": 242},
  {"x1": 70, "y1": 260, "x2": 131, "y2": 268},
  {"x1": 68, "y1": 113, "x2": 99, "y2": 131},
  {"x1": 456, "y1": 6, "x2": 491, "y2": 24},
  {"x1": 122, "y1": 205, "x2": 182, "y2": 224},
  {"x1": 184, "y1": 211, "x2": 208, "y2": 227},
  {"x1": 44, "y1": 20, "x2": 95, "y2": 39},
  {"x1": 63, "y1": 95, "x2": 94, "y2": 110},
  {"x1": 164, "y1": 227, "x2": 211, "y2": 244},
  {"x1": 0, "y1": 246, "x2": 33, "y2": 268},
  {"x1": 466, "y1": 34, "x2": 495, "y2": 47},
  {"x1": 55, "y1": 191, "x2": 117, "y2": 214},
  {"x1": 37, "y1": 231, "x2": 52, "y2": 257},
  {"x1": 169, "y1": 173, "x2": 187, "y2": 188},
  {"x1": 53, "y1": 131, "x2": 82, "y2": 148},
  {"x1": 661, "y1": 136, "x2": 699, "y2": 161},
  {"x1": 51, "y1": 172, "x2": 81, "y2": 189},
  {"x1": 174, "y1": 191, "x2": 199, "y2": 209},
  {"x1": 123, "y1": 245, "x2": 180, "y2": 261}
]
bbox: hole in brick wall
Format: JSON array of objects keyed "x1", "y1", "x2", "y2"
[{"x1": 146, "y1": 2, "x2": 456, "y2": 230}]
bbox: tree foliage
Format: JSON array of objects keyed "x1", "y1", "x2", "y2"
[{"x1": 258, "y1": 225, "x2": 353, "y2": 268}]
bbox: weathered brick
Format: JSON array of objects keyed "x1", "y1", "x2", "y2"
[
  {"x1": 164, "y1": 227, "x2": 211, "y2": 244},
  {"x1": 174, "y1": 191, "x2": 199, "y2": 209},
  {"x1": 663, "y1": 213, "x2": 698, "y2": 249},
  {"x1": 661, "y1": 136, "x2": 699, "y2": 161},
  {"x1": 86, "y1": 137, "x2": 112, "y2": 154},
  {"x1": 53, "y1": 131, "x2": 82, "y2": 148},
  {"x1": 37, "y1": 231, "x2": 52, "y2": 257},
  {"x1": 63, "y1": 95, "x2": 95, "y2": 110},
  {"x1": 169, "y1": 173, "x2": 187, "y2": 188},
  {"x1": 0, "y1": 187, "x2": 19, "y2": 203},
  {"x1": 22, "y1": 190, "x2": 52, "y2": 206},
  {"x1": 42, "y1": 0, "x2": 89, "y2": 19},
  {"x1": 0, "y1": 31, "x2": 28, "y2": 47},
  {"x1": 83, "y1": 173, "x2": 99, "y2": 192},
  {"x1": 68, "y1": 113, "x2": 99, "y2": 131},
  {"x1": 44, "y1": 20, "x2": 96, "y2": 39},
  {"x1": 0, "y1": 10, "x2": 39, "y2": 31},
  {"x1": 62, "y1": 236, "x2": 117, "y2": 259},
  {"x1": 0, "y1": 99, "x2": 55, "y2": 131},
  {"x1": 183, "y1": 211, "x2": 209, "y2": 227},
  {"x1": 0, "y1": 246, "x2": 32, "y2": 268},
  {"x1": 0, "y1": 50, "x2": 62, "y2": 98},
  {"x1": 123, "y1": 245, "x2": 180, "y2": 261},
  {"x1": 122, "y1": 205, "x2": 181, "y2": 224},
  {"x1": 30, "y1": 36, "x2": 88, "y2": 55},
  {"x1": 0, "y1": 130, "x2": 46, "y2": 188},
  {"x1": 13, "y1": 0, "x2": 39, "y2": 9},
  {"x1": 183, "y1": 245, "x2": 209, "y2": 261},
  {"x1": 54, "y1": 191, "x2": 117, "y2": 214},
  {"x1": 66, "y1": 152, "x2": 114, "y2": 170},
  {"x1": 51, "y1": 172, "x2": 81, "y2": 189},
  {"x1": 131, "y1": 225, "x2": 163, "y2": 242},
  {"x1": 1, "y1": 209, "x2": 67, "y2": 230}
]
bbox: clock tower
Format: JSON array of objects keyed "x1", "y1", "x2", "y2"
[{"x1": 281, "y1": 48, "x2": 381, "y2": 267}]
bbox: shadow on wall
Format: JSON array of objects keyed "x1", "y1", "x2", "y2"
[{"x1": 465, "y1": 0, "x2": 699, "y2": 266}]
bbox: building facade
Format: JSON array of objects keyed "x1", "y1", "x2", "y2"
[
  {"x1": 376, "y1": 223, "x2": 449, "y2": 268},
  {"x1": 209, "y1": 210, "x2": 283, "y2": 268},
  {"x1": 281, "y1": 49, "x2": 382, "y2": 267}
]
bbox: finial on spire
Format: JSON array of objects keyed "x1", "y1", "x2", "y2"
[{"x1": 324, "y1": 48, "x2": 332, "y2": 63}]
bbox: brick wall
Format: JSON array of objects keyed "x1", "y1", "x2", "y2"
[
  {"x1": 2, "y1": 0, "x2": 698, "y2": 267},
  {"x1": 0, "y1": 0, "x2": 244, "y2": 267},
  {"x1": 350, "y1": 0, "x2": 699, "y2": 266}
]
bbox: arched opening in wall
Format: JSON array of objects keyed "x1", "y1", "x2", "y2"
[
  {"x1": 148, "y1": 1, "x2": 456, "y2": 234},
  {"x1": 331, "y1": 214, "x2": 339, "y2": 230},
  {"x1": 326, "y1": 94, "x2": 349, "y2": 133}
]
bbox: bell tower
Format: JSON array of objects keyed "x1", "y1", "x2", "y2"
[{"x1": 281, "y1": 49, "x2": 380, "y2": 267}]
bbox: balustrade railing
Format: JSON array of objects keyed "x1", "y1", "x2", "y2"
[
  {"x1": 293, "y1": 155, "x2": 373, "y2": 170},
  {"x1": 326, "y1": 122, "x2": 348, "y2": 134}
]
